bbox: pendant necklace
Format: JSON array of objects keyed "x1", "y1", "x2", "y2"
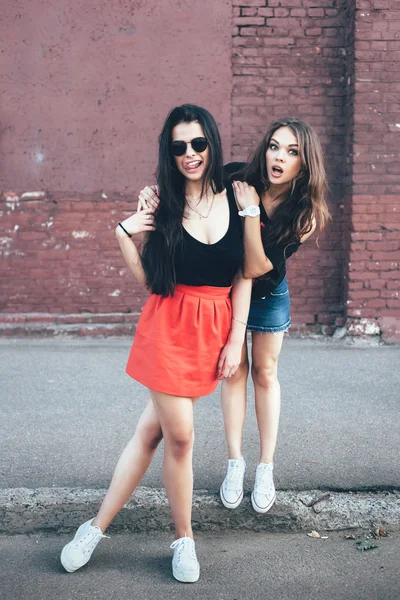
[{"x1": 186, "y1": 194, "x2": 215, "y2": 219}]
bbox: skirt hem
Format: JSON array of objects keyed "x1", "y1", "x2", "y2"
[
  {"x1": 247, "y1": 319, "x2": 291, "y2": 334},
  {"x1": 125, "y1": 367, "x2": 220, "y2": 398}
]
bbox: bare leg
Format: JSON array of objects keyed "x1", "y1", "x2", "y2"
[
  {"x1": 220, "y1": 341, "x2": 249, "y2": 459},
  {"x1": 93, "y1": 399, "x2": 163, "y2": 532},
  {"x1": 251, "y1": 331, "x2": 284, "y2": 464},
  {"x1": 150, "y1": 390, "x2": 195, "y2": 540}
]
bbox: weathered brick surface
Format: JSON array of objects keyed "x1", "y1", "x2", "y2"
[
  {"x1": 343, "y1": 1, "x2": 400, "y2": 343},
  {"x1": 231, "y1": 0, "x2": 399, "y2": 341},
  {"x1": 0, "y1": 0, "x2": 232, "y2": 333},
  {"x1": 1, "y1": 0, "x2": 399, "y2": 341},
  {"x1": 231, "y1": 0, "x2": 349, "y2": 331},
  {"x1": 0, "y1": 193, "x2": 149, "y2": 315}
]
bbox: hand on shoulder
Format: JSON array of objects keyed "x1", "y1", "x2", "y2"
[
  {"x1": 137, "y1": 185, "x2": 160, "y2": 213},
  {"x1": 232, "y1": 180, "x2": 260, "y2": 211}
]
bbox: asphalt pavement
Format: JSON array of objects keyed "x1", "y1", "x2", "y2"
[
  {"x1": 1, "y1": 530, "x2": 399, "y2": 600},
  {"x1": 1, "y1": 336, "x2": 399, "y2": 599},
  {"x1": 0, "y1": 336, "x2": 399, "y2": 492}
]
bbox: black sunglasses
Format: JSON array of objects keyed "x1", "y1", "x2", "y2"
[{"x1": 171, "y1": 137, "x2": 208, "y2": 157}]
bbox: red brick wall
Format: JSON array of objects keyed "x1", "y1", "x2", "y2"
[
  {"x1": 0, "y1": 0, "x2": 232, "y2": 194},
  {"x1": 1, "y1": 192, "x2": 145, "y2": 316},
  {"x1": 1, "y1": 0, "x2": 399, "y2": 341},
  {"x1": 345, "y1": 0, "x2": 400, "y2": 343},
  {"x1": 0, "y1": 0, "x2": 232, "y2": 333},
  {"x1": 231, "y1": 0, "x2": 348, "y2": 335}
]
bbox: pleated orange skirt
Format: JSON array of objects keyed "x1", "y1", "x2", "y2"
[{"x1": 126, "y1": 283, "x2": 232, "y2": 397}]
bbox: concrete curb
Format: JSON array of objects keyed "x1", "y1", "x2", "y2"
[{"x1": 1, "y1": 488, "x2": 400, "y2": 535}]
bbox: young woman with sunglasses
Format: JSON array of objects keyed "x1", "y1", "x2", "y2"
[
  {"x1": 139, "y1": 117, "x2": 329, "y2": 515},
  {"x1": 60, "y1": 104, "x2": 251, "y2": 583}
]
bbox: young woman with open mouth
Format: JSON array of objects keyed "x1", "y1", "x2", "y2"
[
  {"x1": 60, "y1": 104, "x2": 251, "y2": 583},
  {"x1": 219, "y1": 117, "x2": 330, "y2": 514}
]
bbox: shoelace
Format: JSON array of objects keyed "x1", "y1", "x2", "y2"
[
  {"x1": 170, "y1": 537, "x2": 196, "y2": 563},
  {"x1": 255, "y1": 468, "x2": 274, "y2": 494},
  {"x1": 226, "y1": 463, "x2": 244, "y2": 491},
  {"x1": 79, "y1": 528, "x2": 110, "y2": 554}
]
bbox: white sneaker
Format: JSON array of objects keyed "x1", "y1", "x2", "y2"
[
  {"x1": 251, "y1": 463, "x2": 276, "y2": 514},
  {"x1": 60, "y1": 518, "x2": 109, "y2": 572},
  {"x1": 170, "y1": 536, "x2": 200, "y2": 583},
  {"x1": 220, "y1": 458, "x2": 246, "y2": 509}
]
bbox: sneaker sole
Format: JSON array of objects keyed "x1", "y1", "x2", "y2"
[
  {"x1": 60, "y1": 545, "x2": 83, "y2": 573},
  {"x1": 60, "y1": 520, "x2": 93, "y2": 573},
  {"x1": 219, "y1": 485, "x2": 244, "y2": 509},
  {"x1": 172, "y1": 565, "x2": 200, "y2": 583},
  {"x1": 251, "y1": 491, "x2": 276, "y2": 514}
]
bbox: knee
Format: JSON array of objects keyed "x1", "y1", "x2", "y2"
[
  {"x1": 251, "y1": 362, "x2": 278, "y2": 389},
  {"x1": 166, "y1": 429, "x2": 194, "y2": 459},
  {"x1": 139, "y1": 423, "x2": 163, "y2": 451}
]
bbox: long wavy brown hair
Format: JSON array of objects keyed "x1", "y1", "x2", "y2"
[{"x1": 233, "y1": 117, "x2": 330, "y2": 248}]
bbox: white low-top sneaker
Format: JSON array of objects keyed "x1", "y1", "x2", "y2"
[
  {"x1": 220, "y1": 458, "x2": 246, "y2": 509},
  {"x1": 61, "y1": 518, "x2": 109, "y2": 572},
  {"x1": 170, "y1": 536, "x2": 200, "y2": 583},
  {"x1": 251, "y1": 462, "x2": 276, "y2": 514}
]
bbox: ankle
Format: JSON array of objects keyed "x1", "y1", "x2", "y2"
[
  {"x1": 228, "y1": 453, "x2": 244, "y2": 461},
  {"x1": 91, "y1": 517, "x2": 105, "y2": 533},
  {"x1": 175, "y1": 530, "x2": 193, "y2": 540}
]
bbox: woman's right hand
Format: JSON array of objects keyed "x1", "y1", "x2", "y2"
[
  {"x1": 232, "y1": 180, "x2": 260, "y2": 211},
  {"x1": 137, "y1": 185, "x2": 160, "y2": 212},
  {"x1": 116, "y1": 209, "x2": 155, "y2": 237}
]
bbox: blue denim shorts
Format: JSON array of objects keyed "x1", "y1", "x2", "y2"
[{"x1": 247, "y1": 277, "x2": 290, "y2": 334}]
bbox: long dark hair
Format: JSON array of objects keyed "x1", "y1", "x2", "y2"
[
  {"x1": 232, "y1": 117, "x2": 330, "y2": 249},
  {"x1": 141, "y1": 104, "x2": 224, "y2": 297}
]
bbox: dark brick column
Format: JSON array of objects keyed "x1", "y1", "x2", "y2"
[
  {"x1": 231, "y1": 0, "x2": 349, "y2": 335},
  {"x1": 344, "y1": 0, "x2": 400, "y2": 343}
]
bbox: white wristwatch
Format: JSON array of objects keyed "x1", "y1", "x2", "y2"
[{"x1": 238, "y1": 205, "x2": 260, "y2": 217}]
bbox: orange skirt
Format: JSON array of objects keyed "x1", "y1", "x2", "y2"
[{"x1": 126, "y1": 284, "x2": 232, "y2": 397}]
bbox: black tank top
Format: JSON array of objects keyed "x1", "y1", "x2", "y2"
[{"x1": 174, "y1": 183, "x2": 243, "y2": 287}]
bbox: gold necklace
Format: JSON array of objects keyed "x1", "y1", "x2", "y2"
[{"x1": 186, "y1": 194, "x2": 215, "y2": 219}]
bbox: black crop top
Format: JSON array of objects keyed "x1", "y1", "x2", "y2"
[
  {"x1": 174, "y1": 182, "x2": 243, "y2": 287},
  {"x1": 223, "y1": 162, "x2": 301, "y2": 299}
]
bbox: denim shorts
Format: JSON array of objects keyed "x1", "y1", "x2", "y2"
[{"x1": 247, "y1": 277, "x2": 291, "y2": 334}]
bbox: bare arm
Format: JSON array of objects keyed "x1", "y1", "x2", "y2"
[
  {"x1": 244, "y1": 217, "x2": 317, "y2": 279},
  {"x1": 243, "y1": 217, "x2": 274, "y2": 279},
  {"x1": 228, "y1": 270, "x2": 252, "y2": 344},
  {"x1": 115, "y1": 209, "x2": 155, "y2": 290},
  {"x1": 218, "y1": 270, "x2": 252, "y2": 379},
  {"x1": 234, "y1": 181, "x2": 318, "y2": 278},
  {"x1": 232, "y1": 180, "x2": 274, "y2": 279}
]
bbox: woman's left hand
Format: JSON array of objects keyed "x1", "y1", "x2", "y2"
[
  {"x1": 137, "y1": 186, "x2": 160, "y2": 213},
  {"x1": 117, "y1": 209, "x2": 155, "y2": 237},
  {"x1": 217, "y1": 341, "x2": 242, "y2": 379},
  {"x1": 233, "y1": 180, "x2": 260, "y2": 210}
]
